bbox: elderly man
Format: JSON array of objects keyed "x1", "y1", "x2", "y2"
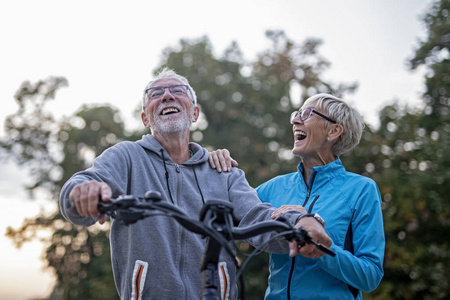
[{"x1": 59, "y1": 68, "x2": 331, "y2": 299}]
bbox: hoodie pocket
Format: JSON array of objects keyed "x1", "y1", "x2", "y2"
[
  {"x1": 131, "y1": 260, "x2": 148, "y2": 300},
  {"x1": 218, "y1": 261, "x2": 230, "y2": 300}
]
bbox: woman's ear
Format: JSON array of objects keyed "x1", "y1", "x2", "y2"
[{"x1": 327, "y1": 124, "x2": 344, "y2": 142}]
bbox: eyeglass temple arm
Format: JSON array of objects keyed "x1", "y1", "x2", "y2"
[{"x1": 313, "y1": 110, "x2": 337, "y2": 123}]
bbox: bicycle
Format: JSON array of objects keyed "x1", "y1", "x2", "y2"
[{"x1": 98, "y1": 190, "x2": 335, "y2": 300}]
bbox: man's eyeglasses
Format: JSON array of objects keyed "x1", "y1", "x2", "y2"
[
  {"x1": 145, "y1": 84, "x2": 193, "y2": 101},
  {"x1": 290, "y1": 107, "x2": 337, "y2": 124}
]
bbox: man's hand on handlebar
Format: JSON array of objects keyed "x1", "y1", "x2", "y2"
[
  {"x1": 289, "y1": 217, "x2": 332, "y2": 258},
  {"x1": 69, "y1": 180, "x2": 112, "y2": 225},
  {"x1": 208, "y1": 149, "x2": 238, "y2": 172}
]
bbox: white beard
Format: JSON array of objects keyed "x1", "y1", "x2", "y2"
[{"x1": 150, "y1": 107, "x2": 193, "y2": 134}]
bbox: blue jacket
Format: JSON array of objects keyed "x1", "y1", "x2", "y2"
[{"x1": 257, "y1": 159, "x2": 385, "y2": 300}]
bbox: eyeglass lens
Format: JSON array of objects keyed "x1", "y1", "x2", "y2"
[
  {"x1": 147, "y1": 85, "x2": 188, "y2": 100},
  {"x1": 290, "y1": 108, "x2": 313, "y2": 124}
]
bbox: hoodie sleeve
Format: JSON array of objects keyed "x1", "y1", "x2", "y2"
[
  {"x1": 59, "y1": 142, "x2": 133, "y2": 226},
  {"x1": 227, "y1": 169, "x2": 301, "y2": 254}
]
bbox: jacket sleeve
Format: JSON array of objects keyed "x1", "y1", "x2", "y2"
[
  {"x1": 316, "y1": 179, "x2": 385, "y2": 292},
  {"x1": 59, "y1": 143, "x2": 132, "y2": 226}
]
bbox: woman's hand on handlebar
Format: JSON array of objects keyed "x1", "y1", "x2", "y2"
[
  {"x1": 69, "y1": 180, "x2": 112, "y2": 224},
  {"x1": 289, "y1": 217, "x2": 332, "y2": 259},
  {"x1": 208, "y1": 149, "x2": 238, "y2": 172}
]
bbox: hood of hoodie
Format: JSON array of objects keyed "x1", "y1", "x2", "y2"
[{"x1": 136, "y1": 134, "x2": 209, "y2": 166}]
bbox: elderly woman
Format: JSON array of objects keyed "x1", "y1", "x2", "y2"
[{"x1": 209, "y1": 93, "x2": 385, "y2": 299}]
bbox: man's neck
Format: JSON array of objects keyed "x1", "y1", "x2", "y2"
[{"x1": 154, "y1": 132, "x2": 191, "y2": 164}]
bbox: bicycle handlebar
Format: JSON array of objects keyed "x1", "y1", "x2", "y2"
[
  {"x1": 98, "y1": 190, "x2": 335, "y2": 300},
  {"x1": 97, "y1": 191, "x2": 335, "y2": 257}
]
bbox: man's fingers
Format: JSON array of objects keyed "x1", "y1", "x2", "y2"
[
  {"x1": 69, "y1": 181, "x2": 111, "y2": 220},
  {"x1": 98, "y1": 213, "x2": 107, "y2": 225},
  {"x1": 69, "y1": 185, "x2": 83, "y2": 215},
  {"x1": 87, "y1": 183, "x2": 101, "y2": 218},
  {"x1": 78, "y1": 183, "x2": 90, "y2": 216},
  {"x1": 100, "y1": 183, "x2": 112, "y2": 202}
]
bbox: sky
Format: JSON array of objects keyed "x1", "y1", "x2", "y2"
[{"x1": 0, "y1": 0, "x2": 434, "y2": 299}]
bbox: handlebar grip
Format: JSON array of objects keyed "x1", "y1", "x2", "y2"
[
  {"x1": 315, "y1": 243, "x2": 336, "y2": 257},
  {"x1": 97, "y1": 200, "x2": 112, "y2": 213}
]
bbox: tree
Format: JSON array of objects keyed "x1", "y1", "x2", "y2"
[
  {"x1": 380, "y1": 0, "x2": 449, "y2": 298},
  {"x1": 2, "y1": 78, "x2": 124, "y2": 299},
  {"x1": 341, "y1": 1, "x2": 449, "y2": 298}
]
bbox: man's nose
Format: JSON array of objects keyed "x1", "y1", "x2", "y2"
[{"x1": 161, "y1": 88, "x2": 174, "y2": 101}]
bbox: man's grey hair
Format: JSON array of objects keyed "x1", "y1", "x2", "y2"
[
  {"x1": 142, "y1": 68, "x2": 198, "y2": 111},
  {"x1": 302, "y1": 93, "x2": 365, "y2": 157}
]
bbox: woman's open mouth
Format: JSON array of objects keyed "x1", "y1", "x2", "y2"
[{"x1": 294, "y1": 130, "x2": 307, "y2": 141}]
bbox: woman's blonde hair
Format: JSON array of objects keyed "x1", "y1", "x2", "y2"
[{"x1": 303, "y1": 93, "x2": 364, "y2": 157}]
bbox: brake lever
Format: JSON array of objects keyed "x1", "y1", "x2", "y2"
[
  {"x1": 281, "y1": 224, "x2": 335, "y2": 257},
  {"x1": 97, "y1": 196, "x2": 146, "y2": 225},
  {"x1": 295, "y1": 227, "x2": 336, "y2": 257}
]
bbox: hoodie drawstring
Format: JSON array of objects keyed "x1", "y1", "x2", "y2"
[
  {"x1": 160, "y1": 149, "x2": 175, "y2": 204},
  {"x1": 192, "y1": 165, "x2": 205, "y2": 204},
  {"x1": 160, "y1": 148, "x2": 205, "y2": 205}
]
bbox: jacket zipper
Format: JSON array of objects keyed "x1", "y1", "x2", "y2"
[
  {"x1": 287, "y1": 170, "x2": 319, "y2": 299},
  {"x1": 301, "y1": 171, "x2": 317, "y2": 207},
  {"x1": 307, "y1": 194, "x2": 320, "y2": 213},
  {"x1": 287, "y1": 256, "x2": 296, "y2": 300}
]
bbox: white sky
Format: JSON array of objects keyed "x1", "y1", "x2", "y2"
[{"x1": 0, "y1": 0, "x2": 433, "y2": 299}]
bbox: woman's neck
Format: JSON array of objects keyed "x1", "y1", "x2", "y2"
[{"x1": 301, "y1": 154, "x2": 336, "y2": 185}]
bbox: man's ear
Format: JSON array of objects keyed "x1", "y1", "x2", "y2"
[
  {"x1": 192, "y1": 106, "x2": 200, "y2": 123},
  {"x1": 141, "y1": 112, "x2": 151, "y2": 128},
  {"x1": 327, "y1": 124, "x2": 344, "y2": 142}
]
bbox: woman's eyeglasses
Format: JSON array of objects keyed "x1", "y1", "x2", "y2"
[{"x1": 290, "y1": 107, "x2": 337, "y2": 124}]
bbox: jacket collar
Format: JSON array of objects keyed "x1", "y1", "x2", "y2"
[{"x1": 297, "y1": 158, "x2": 345, "y2": 186}]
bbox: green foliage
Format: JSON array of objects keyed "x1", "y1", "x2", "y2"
[
  {"x1": 1, "y1": 77, "x2": 68, "y2": 195},
  {"x1": 353, "y1": 1, "x2": 449, "y2": 298},
  {"x1": 2, "y1": 78, "x2": 124, "y2": 299}
]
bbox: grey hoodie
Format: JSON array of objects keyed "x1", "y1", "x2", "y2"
[{"x1": 60, "y1": 134, "x2": 297, "y2": 299}]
